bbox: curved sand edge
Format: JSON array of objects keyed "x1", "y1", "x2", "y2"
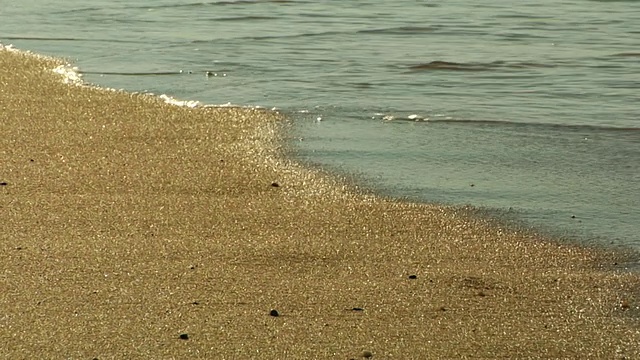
[{"x1": 1, "y1": 47, "x2": 639, "y2": 358}]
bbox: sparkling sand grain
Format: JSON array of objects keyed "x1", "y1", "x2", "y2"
[{"x1": 1, "y1": 47, "x2": 639, "y2": 358}]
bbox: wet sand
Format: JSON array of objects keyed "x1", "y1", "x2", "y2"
[{"x1": 2, "y1": 47, "x2": 640, "y2": 358}]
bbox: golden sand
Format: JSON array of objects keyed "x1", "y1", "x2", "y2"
[{"x1": 1, "y1": 47, "x2": 639, "y2": 359}]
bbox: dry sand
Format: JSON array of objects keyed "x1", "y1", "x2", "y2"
[{"x1": 1, "y1": 46, "x2": 640, "y2": 359}]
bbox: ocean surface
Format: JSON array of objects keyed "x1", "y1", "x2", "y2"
[{"x1": 2, "y1": 0, "x2": 638, "y2": 250}]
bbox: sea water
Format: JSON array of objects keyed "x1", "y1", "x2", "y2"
[{"x1": 2, "y1": 0, "x2": 638, "y2": 249}]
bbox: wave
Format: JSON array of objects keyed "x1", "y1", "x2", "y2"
[
  {"x1": 192, "y1": 24, "x2": 486, "y2": 43},
  {"x1": 611, "y1": 52, "x2": 640, "y2": 57},
  {"x1": 358, "y1": 26, "x2": 440, "y2": 35},
  {"x1": 191, "y1": 29, "x2": 346, "y2": 42},
  {"x1": 2, "y1": 36, "x2": 143, "y2": 44},
  {"x1": 384, "y1": 116, "x2": 640, "y2": 132},
  {"x1": 50, "y1": 0, "x2": 298, "y2": 14},
  {"x1": 79, "y1": 70, "x2": 232, "y2": 77},
  {"x1": 408, "y1": 60, "x2": 556, "y2": 72},
  {"x1": 122, "y1": 0, "x2": 298, "y2": 11},
  {"x1": 79, "y1": 71, "x2": 186, "y2": 76},
  {"x1": 212, "y1": 15, "x2": 279, "y2": 22},
  {"x1": 435, "y1": 119, "x2": 639, "y2": 132},
  {"x1": 48, "y1": 6, "x2": 109, "y2": 14}
]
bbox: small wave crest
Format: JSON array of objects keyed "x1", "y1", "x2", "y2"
[
  {"x1": 2, "y1": 36, "x2": 143, "y2": 44},
  {"x1": 377, "y1": 113, "x2": 640, "y2": 132},
  {"x1": 611, "y1": 52, "x2": 640, "y2": 57},
  {"x1": 358, "y1": 25, "x2": 440, "y2": 35},
  {"x1": 408, "y1": 60, "x2": 556, "y2": 72}
]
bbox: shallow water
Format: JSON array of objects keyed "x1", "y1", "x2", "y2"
[{"x1": 2, "y1": 0, "x2": 638, "y2": 249}]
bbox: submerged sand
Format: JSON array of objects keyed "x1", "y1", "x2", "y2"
[{"x1": 1, "y1": 47, "x2": 639, "y2": 359}]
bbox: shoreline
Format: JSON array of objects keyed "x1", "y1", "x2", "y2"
[
  {"x1": 290, "y1": 145, "x2": 640, "y2": 267},
  {"x1": 2, "y1": 46, "x2": 640, "y2": 358}
]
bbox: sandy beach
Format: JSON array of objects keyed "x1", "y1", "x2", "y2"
[{"x1": 1, "y1": 46, "x2": 639, "y2": 358}]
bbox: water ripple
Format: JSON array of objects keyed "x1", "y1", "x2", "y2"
[
  {"x1": 2, "y1": 36, "x2": 144, "y2": 44},
  {"x1": 407, "y1": 60, "x2": 557, "y2": 72}
]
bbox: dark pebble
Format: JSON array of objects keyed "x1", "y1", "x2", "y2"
[
  {"x1": 363, "y1": 350, "x2": 373, "y2": 358},
  {"x1": 408, "y1": 275, "x2": 417, "y2": 279},
  {"x1": 0, "y1": 182, "x2": 7, "y2": 186},
  {"x1": 179, "y1": 333, "x2": 189, "y2": 340},
  {"x1": 270, "y1": 309, "x2": 280, "y2": 317},
  {"x1": 192, "y1": 301, "x2": 199, "y2": 305},
  {"x1": 621, "y1": 300, "x2": 630, "y2": 310},
  {"x1": 352, "y1": 307, "x2": 364, "y2": 311},
  {"x1": 571, "y1": 215, "x2": 576, "y2": 219},
  {"x1": 271, "y1": 182, "x2": 280, "y2": 187}
]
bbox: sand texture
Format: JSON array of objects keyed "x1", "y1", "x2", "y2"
[{"x1": 1, "y1": 47, "x2": 640, "y2": 359}]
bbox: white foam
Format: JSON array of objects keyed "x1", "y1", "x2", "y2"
[
  {"x1": 0, "y1": 43, "x2": 17, "y2": 51},
  {"x1": 1, "y1": 43, "x2": 275, "y2": 111},
  {"x1": 158, "y1": 94, "x2": 202, "y2": 108},
  {"x1": 204, "y1": 102, "x2": 244, "y2": 108},
  {"x1": 52, "y1": 64, "x2": 84, "y2": 85}
]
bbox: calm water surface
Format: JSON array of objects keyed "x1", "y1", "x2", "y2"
[{"x1": 2, "y1": 0, "x2": 639, "y2": 249}]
